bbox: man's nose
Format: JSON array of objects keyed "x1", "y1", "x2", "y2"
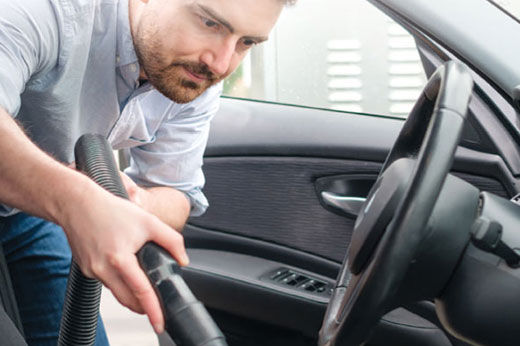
[{"x1": 201, "y1": 38, "x2": 236, "y2": 77}]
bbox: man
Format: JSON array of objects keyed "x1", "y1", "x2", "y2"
[{"x1": 0, "y1": 0, "x2": 289, "y2": 344}]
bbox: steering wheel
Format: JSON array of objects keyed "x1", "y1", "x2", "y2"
[{"x1": 318, "y1": 61, "x2": 474, "y2": 346}]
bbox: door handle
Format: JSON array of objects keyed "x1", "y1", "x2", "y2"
[{"x1": 320, "y1": 191, "x2": 366, "y2": 217}]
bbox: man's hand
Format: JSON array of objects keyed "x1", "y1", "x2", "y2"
[
  {"x1": 119, "y1": 170, "x2": 146, "y2": 207},
  {"x1": 0, "y1": 109, "x2": 187, "y2": 334},
  {"x1": 59, "y1": 181, "x2": 188, "y2": 334},
  {"x1": 65, "y1": 157, "x2": 191, "y2": 333},
  {"x1": 68, "y1": 161, "x2": 147, "y2": 208},
  {"x1": 118, "y1": 170, "x2": 191, "y2": 231}
]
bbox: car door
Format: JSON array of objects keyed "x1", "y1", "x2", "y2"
[{"x1": 164, "y1": 1, "x2": 520, "y2": 346}]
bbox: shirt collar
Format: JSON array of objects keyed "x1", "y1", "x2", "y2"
[{"x1": 116, "y1": 0, "x2": 138, "y2": 68}]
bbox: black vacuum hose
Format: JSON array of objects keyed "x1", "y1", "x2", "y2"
[{"x1": 58, "y1": 133, "x2": 227, "y2": 346}]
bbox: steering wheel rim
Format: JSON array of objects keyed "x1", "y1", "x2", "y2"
[{"x1": 318, "y1": 61, "x2": 474, "y2": 346}]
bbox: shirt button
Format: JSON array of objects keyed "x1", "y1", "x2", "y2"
[
  {"x1": 130, "y1": 64, "x2": 137, "y2": 73},
  {"x1": 116, "y1": 55, "x2": 120, "y2": 64}
]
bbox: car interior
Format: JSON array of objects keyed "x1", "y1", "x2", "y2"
[
  {"x1": 1, "y1": 0, "x2": 520, "y2": 346},
  {"x1": 161, "y1": 1, "x2": 520, "y2": 345}
]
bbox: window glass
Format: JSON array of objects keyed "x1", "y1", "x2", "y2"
[
  {"x1": 489, "y1": 0, "x2": 520, "y2": 20},
  {"x1": 223, "y1": 0, "x2": 428, "y2": 118}
]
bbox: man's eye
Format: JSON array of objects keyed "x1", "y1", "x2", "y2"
[
  {"x1": 242, "y1": 39, "x2": 257, "y2": 47},
  {"x1": 203, "y1": 18, "x2": 219, "y2": 28}
]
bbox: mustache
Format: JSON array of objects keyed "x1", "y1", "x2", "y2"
[{"x1": 169, "y1": 61, "x2": 217, "y2": 81}]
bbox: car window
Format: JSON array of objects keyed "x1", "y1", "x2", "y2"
[
  {"x1": 222, "y1": 0, "x2": 428, "y2": 118},
  {"x1": 489, "y1": 0, "x2": 520, "y2": 20}
]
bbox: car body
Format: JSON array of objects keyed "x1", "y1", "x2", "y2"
[{"x1": 159, "y1": 0, "x2": 520, "y2": 345}]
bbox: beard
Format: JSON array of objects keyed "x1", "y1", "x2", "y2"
[{"x1": 133, "y1": 22, "x2": 221, "y2": 104}]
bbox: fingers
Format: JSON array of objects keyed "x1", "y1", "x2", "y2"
[
  {"x1": 64, "y1": 190, "x2": 188, "y2": 335},
  {"x1": 118, "y1": 171, "x2": 136, "y2": 192},
  {"x1": 103, "y1": 273, "x2": 144, "y2": 315},
  {"x1": 119, "y1": 172, "x2": 141, "y2": 205},
  {"x1": 118, "y1": 170, "x2": 133, "y2": 187},
  {"x1": 116, "y1": 255, "x2": 165, "y2": 334},
  {"x1": 148, "y1": 218, "x2": 189, "y2": 266},
  {"x1": 102, "y1": 218, "x2": 186, "y2": 335}
]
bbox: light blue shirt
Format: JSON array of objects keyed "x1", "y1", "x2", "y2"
[{"x1": 0, "y1": 0, "x2": 222, "y2": 216}]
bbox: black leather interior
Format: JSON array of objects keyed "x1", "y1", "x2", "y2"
[{"x1": 178, "y1": 247, "x2": 469, "y2": 346}]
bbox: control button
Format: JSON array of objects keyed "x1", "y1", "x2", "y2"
[{"x1": 305, "y1": 285, "x2": 316, "y2": 292}]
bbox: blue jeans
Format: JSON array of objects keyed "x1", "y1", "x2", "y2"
[{"x1": 0, "y1": 212, "x2": 109, "y2": 346}]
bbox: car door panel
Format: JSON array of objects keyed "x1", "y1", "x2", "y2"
[
  {"x1": 189, "y1": 98, "x2": 509, "y2": 260},
  {"x1": 182, "y1": 249, "x2": 333, "y2": 335},
  {"x1": 189, "y1": 156, "x2": 380, "y2": 263},
  {"x1": 180, "y1": 97, "x2": 510, "y2": 345}
]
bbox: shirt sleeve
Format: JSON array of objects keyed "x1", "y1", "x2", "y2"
[
  {"x1": 124, "y1": 83, "x2": 222, "y2": 216},
  {"x1": 0, "y1": 0, "x2": 58, "y2": 116}
]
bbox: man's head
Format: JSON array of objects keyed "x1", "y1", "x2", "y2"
[{"x1": 130, "y1": 0, "x2": 290, "y2": 104}]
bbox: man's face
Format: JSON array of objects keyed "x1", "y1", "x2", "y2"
[{"x1": 131, "y1": 0, "x2": 284, "y2": 104}]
